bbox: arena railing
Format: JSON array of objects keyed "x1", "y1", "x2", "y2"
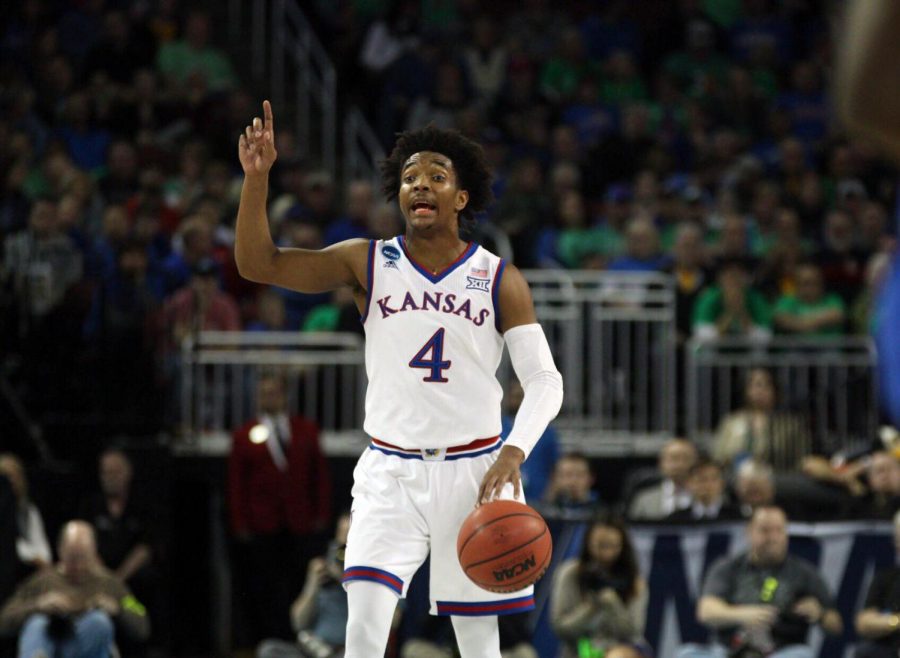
[
  {"x1": 175, "y1": 272, "x2": 679, "y2": 456},
  {"x1": 226, "y1": 0, "x2": 384, "y2": 188},
  {"x1": 175, "y1": 277, "x2": 880, "y2": 458},
  {"x1": 685, "y1": 336, "x2": 879, "y2": 455},
  {"x1": 176, "y1": 331, "x2": 367, "y2": 456},
  {"x1": 522, "y1": 270, "x2": 679, "y2": 456}
]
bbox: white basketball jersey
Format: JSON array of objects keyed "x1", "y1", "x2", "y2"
[{"x1": 362, "y1": 236, "x2": 506, "y2": 448}]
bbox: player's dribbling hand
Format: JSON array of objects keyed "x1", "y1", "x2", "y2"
[
  {"x1": 238, "y1": 100, "x2": 278, "y2": 177},
  {"x1": 477, "y1": 445, "x2": 525, "y2": 506}
]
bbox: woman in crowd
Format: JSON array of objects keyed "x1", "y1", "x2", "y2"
[
  {"x1": 713, "y1": 368, "x2": 813, "y2": 473},
  {"x1": 714, "y1": 367, "x2": 861, "y2": 515},
  {"x1": 550, "y1": 513, "x2": 648, "y2": 658}
]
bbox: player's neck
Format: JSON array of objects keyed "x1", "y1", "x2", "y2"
[{"x1": 403, "y1": 231, "x2": 469, "y2": 274}]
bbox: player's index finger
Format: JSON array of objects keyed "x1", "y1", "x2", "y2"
[{"x1": 263, "y1": 100, "x2": 274, "y2": 131}]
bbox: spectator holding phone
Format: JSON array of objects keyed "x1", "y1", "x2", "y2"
[
  {"x1": 550, "y1": 513, "x2": 648, "y2": 658},
  {"x1": 256, "y1": 513, "x2": 350, "y2": 658}
]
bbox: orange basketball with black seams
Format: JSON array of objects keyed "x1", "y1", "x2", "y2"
[{"x1": 457, "y1": 500, "x2": 552, "y2": 593}]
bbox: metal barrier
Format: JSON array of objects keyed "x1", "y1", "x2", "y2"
[
  {"x1": 343, "y1": 107, "x2": 385, "y2": 191},
  {"x1": 176, "y1": 278, "x2": 880, "y2": 458},
  {"x1": 685, "y1": 336, "x2": 879, "y2": 454},
  {"x1": 176, "y1": 272, "x2": 678, "y2": 456},
  {"x1": 178, "y1": 331, "x2": 367, "y2": 454},
  {"x1": 524, "y1": 271, "x2": 678, "y2": 455},
  {"x1": 227, "y1": 0, "x2": 383, "y2": 186}
]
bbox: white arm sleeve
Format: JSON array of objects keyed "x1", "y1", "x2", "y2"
[{"x1": 503, "y1": 323, "x2": 564, "y2": 460}]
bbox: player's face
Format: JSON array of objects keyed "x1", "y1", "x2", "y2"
[{"x1": 398, "y1": 151, "x2": 468, "y2": 232}]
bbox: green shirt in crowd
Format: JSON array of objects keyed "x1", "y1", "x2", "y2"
[
  {"x1": 693, "y1": 286, "x2": 772, "y2": 334},
  {"x1": 556, "y1": 226, "x2": 625, "y2": 269},
  {"x1": 773, "y1": 293, "x2": 846, "y2": 336}
]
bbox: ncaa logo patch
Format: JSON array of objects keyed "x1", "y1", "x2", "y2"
[
  {"x1": 466, "y1": 276, "x2": 490, "y2": 292},
  {"x1": 382, "y1": 245, "x2": 401, "y2": 261}
]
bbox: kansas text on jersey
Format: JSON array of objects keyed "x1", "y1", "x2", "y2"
[{"x1": 361, "y1": 236, "x2": 507, "y2": 448}]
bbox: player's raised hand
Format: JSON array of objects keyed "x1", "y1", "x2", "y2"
[{"x1": 238, "y1": 100, "x2": 278, "y2": 177}]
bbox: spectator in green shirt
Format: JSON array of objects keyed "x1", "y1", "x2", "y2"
[
  {"x1": 157, "y1": 10, "x2": 236, "y2": 93},
  {"x1": 540, "y1": 27, "x2": 602, "y2": 103},
  {"x1": 693, "y1": 259, "x2": 772, "y2": 340},
  {"x1": 556, "y1": 188, "x2": 627, "y2": 269},
  {"x1": 773, "y1": 262, "x2": 846, "y2": 336}
]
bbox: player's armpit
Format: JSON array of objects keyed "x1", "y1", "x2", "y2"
[
  {"x1": 496, "y1": 263, "x2": 537, "y2": 333},
  {"x1": 249, "y1": 239, "x2": 370, "y2": 294}
]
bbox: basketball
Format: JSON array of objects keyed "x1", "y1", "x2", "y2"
[{"x1": 457, "y1": 500, "x2": 552, "y2": 593}]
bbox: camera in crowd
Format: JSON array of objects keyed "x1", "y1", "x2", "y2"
[
  {"x1": 581, "y1": 567, "x2": 631, "y2": 601},
  {"x1": 319, "y1": 542, "x2": 346, "y2": 586},
  {"x1": 46, "y1": 614, "x2": 75, "y2": 641}
]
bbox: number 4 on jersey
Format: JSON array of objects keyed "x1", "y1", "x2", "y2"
[{"x1": 409, "y1": 328, "x2": 452, "y2": 382}]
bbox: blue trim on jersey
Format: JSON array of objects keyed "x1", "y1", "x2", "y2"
[
  {"x1": 445, "y1": 443, "x2": 502, "y2": 460},
  {"x1": 342, "y1": 565, "x2": 404, "y2": 595},
  {"x1": 368, "y1": 444, "x2": 422, "y2": 459},
  {"x1": 492, "y1": 258, "x2": 506, "y2": 333},
  {"x1": 398, "y1": 236, "x2": 479, "y2": 284},
  {"x1": 368, "y1": 440, "x2": 502, "y2": 460},
  {"x1": 435, "y1": 594, "x2": 535, "y2": 616},
  {"x1": 360, "y1": 239, "x2": 376, "y2": 323}
]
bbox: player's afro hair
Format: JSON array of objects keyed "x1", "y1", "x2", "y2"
[{"x1": 380, "y1": 125, "x2": 493, "y2": 235}]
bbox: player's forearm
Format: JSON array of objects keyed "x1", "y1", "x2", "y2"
[
  {"x1": 504, "y1": 325, "x2": 563, "y2": 459},
  {"x1": 836, "y1": 1, "x2": 900, "y2": 160},
  {"x1": 235, "y1": 175, "x2": 279, "y2": 281}
]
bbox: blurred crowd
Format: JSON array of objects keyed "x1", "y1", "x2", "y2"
[
  {"x1": 2, "y1": 0, "x2": 898, "y2": 435},
  {"x1": 2, "y1": 0, "x2": 900, "y2": 656}
]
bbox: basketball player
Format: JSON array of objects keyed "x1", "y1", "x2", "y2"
[
  {"x1": 236, "y1": 102, "x2": 563, "y2": 658},
  {"x1": 835, "y1": 2, "x2": 900, "y2": 426}
]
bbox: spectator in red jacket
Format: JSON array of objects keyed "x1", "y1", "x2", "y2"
[{"x1": 227, "y1": 370, "x2": 332, "y2": 645}]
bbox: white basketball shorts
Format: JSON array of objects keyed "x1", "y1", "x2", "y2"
[{"x1": 341, "y1": 436, "x2": 536, "y2": 616}]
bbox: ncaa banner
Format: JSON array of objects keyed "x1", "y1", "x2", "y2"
[{"x1": 531, "y1": 521, "x2": 895, "y2": 658}]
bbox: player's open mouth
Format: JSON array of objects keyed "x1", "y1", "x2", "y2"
[{"x1": 411, "y1": 201, "x2": 437, "y2": 216}]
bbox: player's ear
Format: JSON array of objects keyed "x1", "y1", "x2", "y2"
[{"x1": 455, "y1": 190, "x2": 469, "y2": 212}]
